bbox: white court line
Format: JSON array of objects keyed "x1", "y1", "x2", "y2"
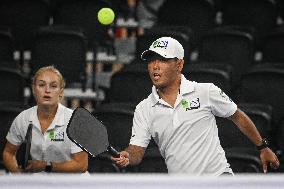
[{"x1": 0, "y1": 174, "x2": 284, "y2": 189}]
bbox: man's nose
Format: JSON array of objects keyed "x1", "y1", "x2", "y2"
[{"x1": 151, "y1": 60, "x2": 160, "y2": 69}]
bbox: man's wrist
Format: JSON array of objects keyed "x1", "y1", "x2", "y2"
[{"x1": 257, "y1": 138, "x2": 269, "y2": 151}]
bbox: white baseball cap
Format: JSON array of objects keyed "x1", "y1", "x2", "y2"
[{"x1": 141, "y1": 37, "x2": 184, "y2": 61}]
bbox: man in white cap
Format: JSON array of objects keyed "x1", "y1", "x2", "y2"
[{"x1": 112, "y1": 37, "x2": 280, "y2": 175}]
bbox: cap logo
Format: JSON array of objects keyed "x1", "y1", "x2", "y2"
[{"x1": 152, "y1": 40, "x2": 169, "y2": 49}]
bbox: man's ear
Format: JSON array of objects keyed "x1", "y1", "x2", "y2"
[{"x1": 177, "y1": 59, "x2": 184, "y2": 72}]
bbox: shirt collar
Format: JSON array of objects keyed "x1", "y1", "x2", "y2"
[
  {"x1": 52, "y1": 103, "x2": 65, "y2": 127},
  {"x1": 179, "y1": 74, "x2": 195, "y2": 95},
  {"x1": 29, "y1": 103, "x2": 65, "y2": 128},
  {"x1": 150, "y1": 74, "x2": 195, "y2": 107}
]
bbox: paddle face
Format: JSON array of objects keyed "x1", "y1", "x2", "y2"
[{"x1": 67, "y1": 107, "x2": 119, "y2": 157}]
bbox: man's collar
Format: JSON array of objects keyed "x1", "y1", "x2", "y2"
[
  {"x1": 179, "y1": 74, "x2": 195, "y2": 95},
  {"x1": 150, "y1": 85, "x2": 160, "y2": 107},
  {"x1": 150, "y1": 74, "x2": 195, "y2": 107}
]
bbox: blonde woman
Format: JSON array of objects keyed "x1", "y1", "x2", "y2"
[{"x1": 3, "y1": 66, "x2": 88, "y2": 173}]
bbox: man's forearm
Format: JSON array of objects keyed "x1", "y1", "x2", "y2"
[{"x1": 230, "y1": 108, "x2": 263, "y2": 146}]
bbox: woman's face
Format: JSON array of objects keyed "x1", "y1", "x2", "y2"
[{"x1": 33, "y1": 70, "x2": 63, "y2": 107}]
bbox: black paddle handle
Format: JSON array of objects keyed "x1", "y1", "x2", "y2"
[
  {"x1": 107, "y1": 146, "x2": 120, "y2": 158},
  {"x1": 23, "y1": 123, "x2": 33, "y2": 169}
]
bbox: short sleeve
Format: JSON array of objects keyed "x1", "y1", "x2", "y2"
[
  {"x1": 6, "y1": 118, "x2": 24, "y2": 146},
  {"x1": 129, "y1": 104, "x2": 151, "y2": 148},
  {"x1": 70, "y1": 140, "x2": 83, "y2": 154},
  {"x1": 209, "y1": 84, "x2": 237, "y2": 118}
]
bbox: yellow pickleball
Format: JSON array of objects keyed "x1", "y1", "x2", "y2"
[{"x1": 98, "y1": 8, "x2": 115, "y2": 25}]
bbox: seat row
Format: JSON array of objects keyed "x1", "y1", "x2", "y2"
[
  {"x1": 2, "y1": 0, "x2": 284, "y2": 63},
  {"x1": 2, "y1": 24, "x2": 284, "y2": 89}
]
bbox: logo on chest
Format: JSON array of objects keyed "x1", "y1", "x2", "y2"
[
  {"x1": 49, "y1": 130, "x2": 65, "y2": 142},
  {"x1": 182, "y1": 98, "x2": 200, "y2": 111}
]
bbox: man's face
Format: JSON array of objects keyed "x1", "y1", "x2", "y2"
[{"x1": 147, "y1": 55, "x2": 183, "y2": 89}]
